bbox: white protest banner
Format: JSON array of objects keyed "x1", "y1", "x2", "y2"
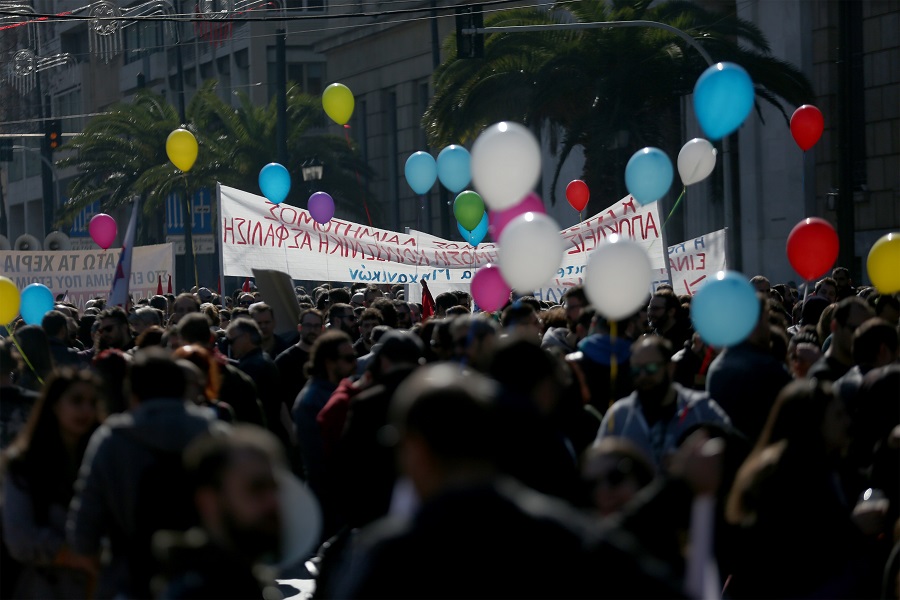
[
  {"x1": 219, "y1": 184, "x2": 497, "y2": 286},
  {"x1": 0, "y1": 243, "x2": 174, "y2": 310},
  {"x1": 658, "y1": 228, "x2": 727, "y2": 296},
  {"x1": 220, "y1": 185, "x2": 664, "y2": 306}
]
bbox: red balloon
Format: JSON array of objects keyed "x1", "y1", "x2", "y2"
[
  {"x1": 790, "y1": 105, "x2": 824, "y2": 151},
  {"x1": 565, "y1": 180, "x2": 590, "y2": 212},
  {"x1": 786, "y1": 217, "x2": 839, "y2": 281}
]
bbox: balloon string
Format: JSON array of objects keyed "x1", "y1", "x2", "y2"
[
  {"x1": 609, "y1": 319, "x2": 618, "y2": 412},
  {"x1": 647, "y1": 186, "x2": 686, "y2": 252},
  {"x1": 343, "y1": 126, "x2": 373, "y2": 227},
  {"x1": 4, "y1": 325, "x2": 45, "y2": 387}
]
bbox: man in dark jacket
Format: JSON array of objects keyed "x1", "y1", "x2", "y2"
[
  {"x1": 66, "y1": 349, "x2": 221, "y2": 598},
  {"x1": 228, "y1": 317, "x2": 290, "y2": 446},
  {"x1": 41, "y1": 310, "x2": 83, "y2": 368}
]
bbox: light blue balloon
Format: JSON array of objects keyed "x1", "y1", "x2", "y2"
[
  {"x1": 458, "y1": 213, "x2": 489, "y2": 247},
  {"x1": 437, "y1": 145, "x2": 471, "y2": 193},
  {"x1": 693, "y1": 62, "x2": 755, "y2": 141},
  {"x1": 405, "y1": 151, "x2": 437, "y2": 195},
  {"x1": 625, "y1": 147, "x2": 673, "y2": 205},
  {"x1": 690, "y1": 271, "x2": 760, "y2": 348},
  {"x1": 258, "y1": 163, "x2": 291, "y2": 204},
  {"x1": 20, "y1": 283, "x2": 54, "y2": 325}
]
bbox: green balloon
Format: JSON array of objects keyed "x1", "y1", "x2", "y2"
[{"x1": 453, "y1": 190, "x2": 485, "y2": 231}]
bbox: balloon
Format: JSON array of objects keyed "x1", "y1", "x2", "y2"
[
  {"x1": 258, "y1": 163, "x2": 291, "y2": 205},
  {"x1": 866, "y1": 233, "x2": 900, "y2": 294},
  {"x1": 565, "y1": 180, "x2": 590, "y2": 212},
  {"x1": 471, "y1": 264, "x2": 511, "y2": 312},
  {"x1": 89, "y1": 213, "x2": 117, "y2": 249},
  {"x1": 693, "y1": 62, "x2": 755, "y2": 140},
  {"x1": 677, "y1": 138, "x2": 717, "y2": 186},
  {"x1": 790, "y1": 104, "x2": 824, "y2": 151},
  {"x1": 308, "y1": 191, "x2": 335, "y2": 225},
  {"x1": 453, "y1": 190, "x2": 485, "y2": 231},
  {"x1": 786, "y1": 217, "x2": 839, "y2": 281},
  {"x1": 322, "y1": 83, "x2": 354, "y2": 125},
  {"x1": 404, "y1": 152, "x2": 437, "y2": 195},
  {"x1": 488, "y1": 192, "x2": 546, "y2": 240},
  {"x1": 583, "y1": 237, "x2": 652, "y2": 320},
  {"x1": 20, "y1": 283, "x2": 54, "y2": 325},
  {"x1": 165, "y1": 128, "x2": 199, "y2": 172},
  {"x1": 458, "y1": 213, "x2": 489, "y2": 247},
  {"x1": 497, "y1": 212, "x2": 564, "y2": 292},
  {"x1": 625, "y1": 147, "x2": 673, "y2": 204},
  {"x1": 690, "y1": 271, "x2": 760, "y2": 347},
  {"x1": 0, "y1": 276, "x2": 20, "y2": 324},
  {"x1": 470, "y1": 121, "x2": 542, "y2": 211},
  {"x1": 437, "y1": 145, "x2": 471, "y2": 193}
]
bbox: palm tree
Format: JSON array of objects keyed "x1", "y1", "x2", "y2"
[
  {"x1": 424, "y1": 0, "x2": 814, "y2": 210},
  {"x1": 57, "y1": 80, "x2": 376, "y2": 228}
]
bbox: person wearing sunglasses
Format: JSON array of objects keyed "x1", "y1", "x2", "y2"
[{"x1": 595, "y1": 336, "x2": 730, "y2": 468}]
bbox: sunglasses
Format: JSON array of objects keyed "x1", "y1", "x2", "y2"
[{"x1": 630, "y1": 362, "x2": 664, "y2": 377}]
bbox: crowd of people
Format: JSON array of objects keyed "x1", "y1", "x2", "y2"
[{"x1": 0, "y1": 267, "x2": 898, "y2": 599}]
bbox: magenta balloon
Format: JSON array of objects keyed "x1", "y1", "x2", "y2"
[
  {"x1": 89, "y1": 213, "x2": 117, "y2": 249},
  {"x1": 488, "y1": 192, "x2": 546, "y2": 240},
  {"x1": 471, "y1": 264, "x2": 511, "y2": 312},
  {"x1": 308, "y1": 192, "x2": 335, "y2": 224}
]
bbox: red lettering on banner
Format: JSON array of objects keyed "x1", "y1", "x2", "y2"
[
  {"x1": 263, "y1": 224, "x2": 276, "y2": 247},
  {"x1": 619, "y1": 217, "x2": 633, "y2": 239},
  {"x1": 236, "y1": 218, "x2": 247, "y2": 245},
  {"x1": 622, "y1": 197, "x2": 637, "y2": 214},
  {"x1": 643, "y1": 211, "x2": 659, "y2": 239},
  {"x1": 279, "y1": 206, "x2": 298, "y2": 226},
  {"x1": 299, "y1": 232, "x2": 312, "y2": 251},
  {"x1": 250, "y1": 221, "x2": 264, "y2": 245},
  {"x1": 265, "y1": 202, "x2": 279, "y2": 221},
  {"x1": 318, "y1": 233, "x2": 329, "y2": 253},
  {"x1": 223, "y1": 218, "x2": 235, "y2": 245}
]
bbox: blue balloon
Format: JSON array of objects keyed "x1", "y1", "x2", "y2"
[
  {"x1": 458, "y1": 213, "x2": 489, "y2": 248},
  {"x1": 20, "y1": 283, "x2": 54, "y2": 325},
  {"x1": 693, "y1": 62, "x2": 755, "y2": 141},
  {"x1": 690, "y1": 271, "x2": 760, "y2": 347},
  {"x1": 625, "y1": 147, "x2": 673, "y2": 205},
  {"x1": 258, "y1": 163, "x2": 291, "y2": 204},
  {"x1": 437, "y1": 145, "x2": 471, "y2": 193},
  {"x1": 405, "y1": 152, "x2": 437, "y2": 195}
]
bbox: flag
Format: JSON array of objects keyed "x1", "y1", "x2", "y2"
[
  {"x1": 421, "y1": 279, "x2": 435, "y2": 320},
  {"x1": 167, "y1": 274, "x2": 172, "y2": 294},
  {"x1": 108, "y1": 198, "x2": 139, "y2": 311},
  {"x1": 242, "y1": 277, "x2": 251, "y2": 293},
  {"x1": 156, "y1": 275, "x2": 163, "y2": 295}
]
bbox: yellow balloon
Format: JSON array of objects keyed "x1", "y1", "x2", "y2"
[
  {"x1": 866, "y1": 232, "x2": 900, "y2": 294},
  {"x1": 322, "y1": 83, "x2": 355, "y2": 126},
  {"x1": 166, "y1": 128, "x2": 199, "y2": 172},
  {"x1": 0, "y1": 276, "x2": 21, "y2": 325}
]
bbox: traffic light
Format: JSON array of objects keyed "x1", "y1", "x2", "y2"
[
  {"x1": 45, "y1": 119, "x2": 61, "y2": 152},
  {"x1": 455, "y1": 5, "x2": 484, "y2": 59}
]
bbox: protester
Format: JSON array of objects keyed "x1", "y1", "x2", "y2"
[
  {"x1": 597, "y1": 336, "x2": 731, "y2": 468},
  {"x1": 582, "y1": 438, "x2": 656, "y2": 518},
  {"x1": 807, "y1": 296, "x2": 875, "y2": 381},
  {"x1": 157, "y1": 426, "x2": 285, "y2": 599},
  {"x1": 170, "y1": 293, "x2": 201, "y2": 326},
  {"x1": 352, "y1": 308, "x2": 383, "y2": 358},
  {"x1": 0, "y1": 339, "x2": 39, "y2": 450},
  {"x1": 725, "y1": 379, "x2": 886, "y2": 598},
  {"x1": 648, "y1": 289, "x2": 692, "y2": 349},
  {"x1": 276, "y1": 308, "x2": 325, "y2": 410},
  {"x1": 706, "y1": 295, "x2": 792, "y2": 443},
  {"x1": 227, "y1": 318, "x2": 290, "y2": 446},
  {"x1": 66, "y1": 349, "x2": 221, "y2": 598},
  {"x1": 42, "y1": 310, "x2": 83, "y2": 369},
  {"x1": 249, "y1": 302, "x2": 291, "y2": 358},
  {"x1": 2, "y1": 370, "x2": 103, "y2": 598},
  {"x1": 9, "y1": 325, "x2": 55, "y2": 392}
]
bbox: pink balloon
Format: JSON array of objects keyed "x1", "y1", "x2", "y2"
[
  {"x1": 488, "y1": 192, "x2": 546, "y2": 240},
  {"x1": 471, "y1": 264, "x2": 511, "y2": 312},
  {"x1": 89, "y1": 213, "x2": 117, "y2": 249}
]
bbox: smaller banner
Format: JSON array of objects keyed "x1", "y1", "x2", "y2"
[{"x1": 0, "y1": 243, "x2": 175, "y2": 310}]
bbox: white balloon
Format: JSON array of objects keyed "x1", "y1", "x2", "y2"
[
  {"x1": 470, "y1": 122, "x2": 542, "y2": 211},
  {"x1": 677, "y1": 138, "x2": 717, "y2": 186},
  {"x1": 583, "y1": 238, "x2": 653, "y2": 320},
  {"x1": 498, "y1": 212, "x2": 564, "y2": 292}
]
